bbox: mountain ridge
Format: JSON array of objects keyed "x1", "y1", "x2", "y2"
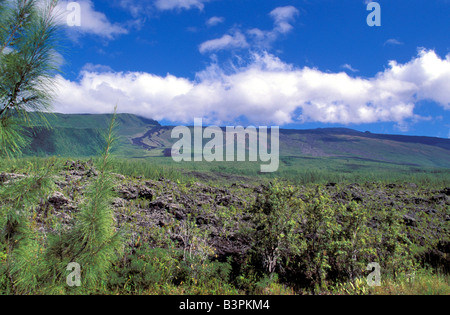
[{"x1": 22, "y1": 113, "x2": 450, "y2": 169}]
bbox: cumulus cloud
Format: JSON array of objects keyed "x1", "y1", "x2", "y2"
[
  {"x1": 53, "y1": 49, "x2": 450, "y2": 126},
  {"x1": 55, "y1": 0, "x2": 128, "y2": 39}
]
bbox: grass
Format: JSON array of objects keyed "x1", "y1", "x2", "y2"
[
  {"x1": 2, "y1": 155, "x2": 450, "y2": 188},
  {"x1": 313, "y1": 269, "x2": 450, "y2": 295},
  {"x1": 370, "y1": 270, "x2": 450, "y2": 295}
]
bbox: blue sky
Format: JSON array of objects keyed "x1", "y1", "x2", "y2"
[{"x1": 53, "y1": 0, "x2": 450, "y2": 138}]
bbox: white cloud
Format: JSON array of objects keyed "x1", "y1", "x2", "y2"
[
  {"x1": 380, "y1": 49, "x2": 450, "y2": 110},
  {"x1": 116, "y1": 0, "x2": 147, "y2": 17},
  {"x1": 116, "y1": 0, "x2": 207, "y2": 16},
  {"x1": 154, "y1": 0, "x2": 209, "y2": 11},
  {"x1": 53, "y1": 49, "x2": 450, "y2": 126},
  {"x1": 200, "y1": 6, "x2": 299, "y2": 53},
  {"x1": 249, "y1": 6, "x2": 299, "y2": 44},
  {"x1": 206, "y1": 16, "x2": 225, "y2": 27},
  {"x1": 81, "y1": 63, "x2": 114, "y2": 73},
  {"x1": 199, "y1": 31, "x2": 249, "y2": 54},
  {"x1": 341, "y1": 64, "x2": 359, "y2": 73},
  {"x1": 269, "y1": 6, "x2": 300, "y2": 34},
  {"x1": 384, "y1": 38, "x2": 404, "y2": 46},
  {"x1": 55, "y1": 0, "x2": 128, "y2": 39}
]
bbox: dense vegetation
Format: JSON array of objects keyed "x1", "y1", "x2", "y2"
[{"x1": 0, "y1": 153, "x2": 449, "y2": 295}]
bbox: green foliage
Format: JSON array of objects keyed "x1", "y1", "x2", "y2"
[
  {"x1": 178, "y1": 258, "x2": 237, "y2": 295},
  {"x1": 45, "y1": 110, "x2": 123, "y2": 291},
  {"x1": 0, "y1": 0, "x2": 63, "y2": 293},
  {"x1": 250, "y1": 181, "x2": 303, "y2": 278},
  {"x1": 0, "y1": 159, "x2": 56, "y2": 294},
  {"x1": 178, "y1": 214, "x2": 214, "y2": 263},
  {"x1": 371, "y1": 206, "x2": 417, "y2": 278},
  {"x1": 332, "y1": 201, "x2": 376, "y2": 282},
  {"x1": 0, "y1": 153, "x2": 448, "y2": 294},
  {"x1": 248, "y1": 181, "x2": 436, "y2": 293},
  {"x1": 369, "y1": 268, "x2": 450, "y2": 295},
  {"x1": 109, "y1": 245, "x2": 180, "y2": 294},
  {"x1": 0, "y1": 0, "x2": 61, "y2": 118},
  {"x1": 0, "y1": 110, "x2": 129, "y2": 294},
  {"x1": 0, "y1": 116, "x2": 30, "y2": 158},
  {"x1": 294, "y1": 189, "x2": 341, "y2": 288},
  {"x1": 108, "y1": 243, "x2": 236, "y2": 295},
  {"x1": 0, "y1": 0, "x2": 62, "y2": 159},
  {"x1": 108, "y1": 157, "x2": 192, "y2": 182}
]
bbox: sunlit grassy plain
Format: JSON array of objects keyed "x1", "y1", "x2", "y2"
[{"x1": 3, "y1": 154, "x2": 449, "y2": 188}]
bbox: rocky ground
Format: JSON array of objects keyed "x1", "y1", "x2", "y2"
[{"x1": 2, "y1": 159, "x2": 449, "y2": 271}]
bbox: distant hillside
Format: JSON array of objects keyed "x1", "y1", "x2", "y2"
[
  {"x1": 132, "y1": 125, "x2": 450, "y2": 169},
  {"x1": 30, "y1": 112, "x2": 159, "y2": 133},
  {"x1": 277, "y1": 128, "x2": 450, "y2": 168},
  {"x1": 22, "y1": 113, "x2": 450, "y2": 169},
  {"x1": 24, "y1": 113, "x2": 160, "y2": 157}
]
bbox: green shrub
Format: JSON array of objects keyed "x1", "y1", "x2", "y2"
[
  {"x1": 250, "y1": 181, "x2": 304, "y2": 279},
  {"x1": 250, "y1": 181, "x2": 430, "y2": 293},
  {"x1": 0, "y1": 160, "x2": 56, "y2": 294},
  {"x1": 109, "y1": 245, "x2": 180, "y2": 294}
]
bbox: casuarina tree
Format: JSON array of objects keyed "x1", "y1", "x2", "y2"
[{"x1": 0, "y1": 0, "x2": 61, "y2": 158}]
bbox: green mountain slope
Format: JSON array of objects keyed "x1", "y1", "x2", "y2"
[
  {"x1": 23, "y1": 113, "x2": 450, "y2": 170},
  {"x1": 23, "y1": 113, "x2": 160, "y2": 157},
  {"x1": 132, "y1": 125, "x2": 450, "y2": 168}
]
